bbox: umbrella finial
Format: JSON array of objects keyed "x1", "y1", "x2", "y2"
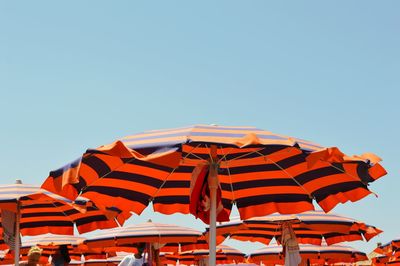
[{"x1": 15, "y1": 179, "x2": 22, "y2": 184}]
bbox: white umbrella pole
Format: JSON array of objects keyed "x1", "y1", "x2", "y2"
[
  {"x1": 14, "y1": 202, "x2": 21, "y2": 266},
  {"x1": 208, "y1": 163, "x2": 218, "y2": 266}
]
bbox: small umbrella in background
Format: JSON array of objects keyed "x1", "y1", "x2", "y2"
[
  {"x1": 375, "y1": 236, "x2": 400, "y2": 255},
  {"x1": 373, "y1": 237, "x2": 400, "y2": 266},
  {"x1": 42, "y1": 124, "x2": 387, "y2": 266},
  {"x1": 372, "y1": 255, "x2": 400, "y2": 266},
  {"x1": 83, "y1": 220, "x2": 203, "y2": 255},
  {"x1": 0, "y1": 180, "x2": 126, "y2": 265},
  {"x1": 3, "y1": 234, "x2": 114, "y2": 265},
  {"x1": 213, "y1": 210, "x2": 382, "y2": 246},
  {"x1": 248, "y1": 244, "x2": 368, "y2": 266},
  {"x1": 165, "y1": 244, "x2": 245, "y2": 265}
]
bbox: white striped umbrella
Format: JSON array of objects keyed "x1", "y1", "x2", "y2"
[
  {"x1": 165, "y1": 245, "x2": 245, "y2": 265},
  {"x1": 248, "y1": 244, "x2": 368, "y2": 265},
  {"x1": 214, "y1": 210, "x2": 382, "y2": 246},
  {"x1": 0, "y1": 181, "x2": 124, "y2": 265},
  {"x1": 84, "y1": 221, "x2": 202, "y2": 253}
]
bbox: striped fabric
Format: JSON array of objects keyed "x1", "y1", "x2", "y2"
[
  {"x1": 2, "y1": 234, "x2": 113, "y2": 264},
  {"x1": 42, "y1": 124, "x2": 387, "y2": 221},
  {"x1": 248, "y1": 244, "x2": 367, "y2": 265},
  {"x1": 80, "y1": 251, "x2": 174, "y2": 266},
  {"x1": 375, "y1": 237, "x2": 400, "y2": 255},
  {"x1": 373, "y1": 254, "x2": 400, "y2": 266},
  {"x1": 214, "y1": 210, "x2": 382, "y2": 246},
  {"x1": 84, "y1": 221, "x2": 202, "y2": 251},
  {"x1": 0, "y1": 183, "x2": 125, "y2": 236},
  {"x1": 165, "y1": 245, "x2": 245, "y2": 265}
]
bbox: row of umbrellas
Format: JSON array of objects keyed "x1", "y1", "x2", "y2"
[
  {"x1": 0, "y1": 234, "x2": 370, "y2": 266},
  {"x1": 0, "y1": 212, "x2": 385, "y2": 264},
  {"x1": 0, "y1": 124, "x2": 390, "y2": 266},
  {"x1": 372, "y1": 237, "x2": 400, "y2": 266}
]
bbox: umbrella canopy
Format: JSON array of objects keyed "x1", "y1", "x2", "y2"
[
  {"x1": 0, "y1": 182, "x2": 127, "y2": 266},
  {"x1": 83, "y1": 221, "x2": 202, "y2": 253},
  {"x1": 0, "y1": 183, "x2": 125, "y2": 236},
  {"x1": 372, "y1": 254, "x2": 400, "y2": 266},
  {"x1": 4, "y1": 234, "x2": 113, "y2": 264},
  {"x1": 41, "y1": 124, "x2": 387, "y2": 266},
  {"x1": 81, "y1": 251, "x2": 174, "y2": 266},
  {"x1": 42, "y1": 125, "x2": 386, "y2": 219},
  {"x1": 248, "y1": 244, "x2": 368, "y2": 265},
  {"x1": 165, "y1": 245, "x2": 245, "y2": 265},
  {"x1": 375, "y1": 237, "x2": 400, "y2": 255},
  {"x1": 213, "y1": 210, "x2": 382, "y2": 246}
]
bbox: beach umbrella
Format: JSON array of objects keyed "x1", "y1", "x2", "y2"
[
  {"x1": 0, "y1": 181, "x2": 126, "y2": 265},
  {"x1": 213, "y1": 210, "x2": 382, "y2": 246},
  {"x1": 165, "y1": 245, "x2": 245, "y2": 265},
  {"x1": 372, "y1": 254, "x2": 400, "y2": 266},
  {"x1": 83, "y1": 220, "x2": 202, "y2": 254},
  {"x1": 81, "y1": 251, "x2": 174, "y2": 266},
  {"x1": 42, "y1": 124, "x2": 387, "y2": 266},
  {"x1": 248, "y1": 244, "x2": 368, "y2": 265},
  {"x1": 10, "y1": 234, "x2": 114, "y2": 264},
  {"x1": 375, "y1": 237, "x2": 400, "y2": 255}
]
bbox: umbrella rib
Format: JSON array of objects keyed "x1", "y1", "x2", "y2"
[
  {"x1": 255, "y1": 151, "x2": 315, "y2": 200},
  {"x1": 151, "y1": 144, "x2": 204, "y2": 200},
  {"x1": 81, "y1": 157, "x2": 139, "y2": 190},
  {"x1": 327, "y1": 162, "x2": 375, "y2": 190},
  {"x1": 219, "y1": 146, "x2": 236, "y2": 204},
  {"x1": 220, "y1": 148, "x2": 267, "y2": 162}
]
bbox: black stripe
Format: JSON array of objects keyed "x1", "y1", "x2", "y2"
[
  {"x1": 153, "y1": 195, "x2": 189, "y2": 204},
  {"x1": 319, "y1": 250, "x2": 353, "y2": 255},
  {"x1": 72, "y1": 177, "x2": 88, "y2": 192},
  {"x1": 221, "y1": 178, "x2": 299, "y2": 191},
  {"x1": 75, "y1": 215, "x2": 108, "y2": 226},
  {"x1": 21, "y1": 211, "x2": 78, "y2": 218},
  {"x1": 50, "y1": 157, "x2": 81, "y2": 178},
  {"x1": 221, "y1": 198, "x2": 233, "y2": 210},
  {"x1": 236, "y1": 194, "x2": 312, "y2": 208},
  {"x1": 313, "y1": 181, "x2": 368, "y2": 202},
  {"x1": 356, "y1": 162, "x2": 375, "y2": 183},
  {"x1": 21, "y1": 202, "x2": 65, "y2": 209},
  {"x1": 294, "y1": 166, "x2": 344, "y2": 185},
  {"x1": 124, "y1": 157, "x2": 175, "y2": 173},
  {"x1": 84, "y1": 186, "x2": 151, "y2": 205},
  {"x1": 322, "y1": 232, "x2": 360, "y2": 238},
  {"x1": 225, "y1": 153, "x2": 306, "y2": 175},
  {"x1": 20, "y1": 221, "x2": 73, "y2": 229},
  {"x1": 161, "y1": 180, "x2": 190, "y2": 188},
  {"x1": 104, "y1": 171, "x2": 164, "y2": 188},
  {"x1": 83, "y1": 156, "x2": 112, "y2": 178}
]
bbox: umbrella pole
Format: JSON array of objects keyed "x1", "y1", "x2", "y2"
[
  {"x1": 208, "y1": 162, "x2": 218, "y2": 266},
  {"x1": 14, "y1": 201, "x2": 21, "y2": 266}
]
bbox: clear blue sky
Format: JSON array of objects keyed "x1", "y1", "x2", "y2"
[{"x1": 1, "y1": 0, "x2": 399, "y2": 256}]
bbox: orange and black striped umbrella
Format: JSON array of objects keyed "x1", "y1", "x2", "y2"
[
  {"x1": 165, "y1": 245, "x2": 245, "y2": 265},
  {"x1": 4, "y1": 234, "x2": 114, "y2": 264},
  {"x1": 83, "y1": 221, "x2": 202, "y2": 252},
  {"x1": 42, "y1": 124, "x2": 386, "y2": 221},
  {"x1": 248, "y1": 244, "x2": 368, "y2": 265},
  {"x1": 0, "y1": 183, "x2": 126, "y2": 236},
  {"x1": 375, "y1": 237, "x2": 400, "y2": 255},
  {"x1": 81, "y1": 251, "x2": 175, "y2": 266},
  {"x1": 213, "y1": 210, "x2": 382, "y2": 246},
  {"x1": 372, "y1": 254, "x2": 400, "y2": 266}
]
